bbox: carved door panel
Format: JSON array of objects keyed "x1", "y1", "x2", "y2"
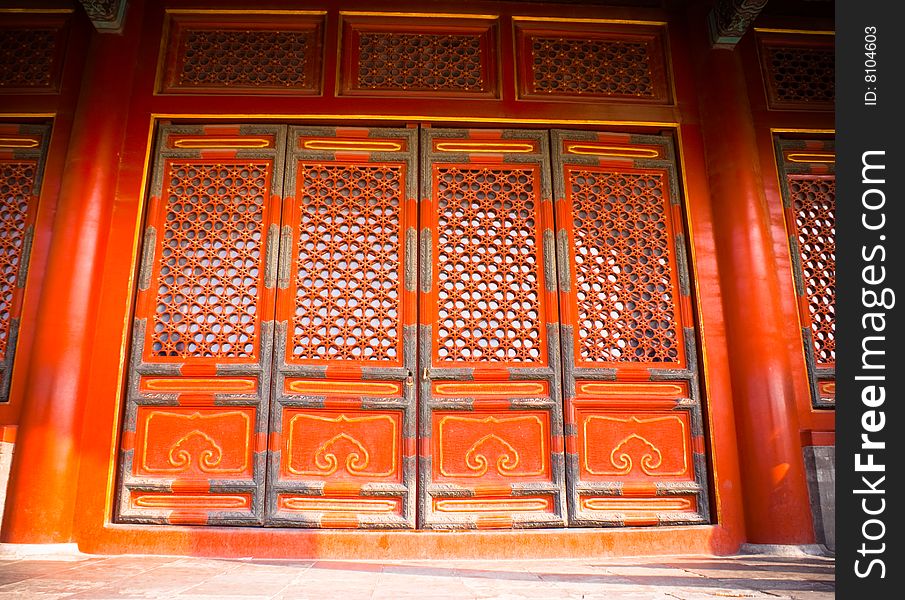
[
  {"x1": 0, "y1": 124, "x2": 50, "y2": 403},
  {"x1": 265, "y1": 127, "x2": 418, "y2": 528},
  {"x1": 551, "y1": 130, "x2": 710, "y2": 526},
  {"x1": 117, "y1": 125, "x2": 287, "y2": 525},
  {"x1": 418, "y1": 128, "x2": 566, "y2": 529}
]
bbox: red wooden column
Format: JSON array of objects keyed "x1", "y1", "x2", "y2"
[
  {"x1": 691, "y1": 17, "x2": 815, "y2": 542},
  {"x1": 1, "y1": 1, "x2": 144, "y2": 543}
]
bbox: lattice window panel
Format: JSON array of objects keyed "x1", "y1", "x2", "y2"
[
  {"x1": 158, "y1": 12, "x2": 324, "y2": 95},
  {"x1": 570, "y1": 169, "x2": 682, "y2": 364},
  {"x1": 758, "y1": 34, "x2": 834, "y2": 110},
  {"x1": 0, "y1": 20, "x2": 67, "y2": 93},
  {"x1": 552, "y1": 130, "x2": 709, "y2": 528},
  {"x1": 515, "y1": 23, "x2": 671, "y2": 104},
  {"x1": 775, "y1": 138, "x2": 835, "y2": 408},
  {"x1": 0, "y1": 125, "x2": 50, "y2": 403},
  {"x1": 435, "y1": 167, "x2": 543, "y2": 363},
  {"x1": 340, "y1": 17, "x2": 498, "y2": 97},
  {"x1": 149, "y1": 161, "x2": 269, "y2": 359},
  {"x1": 291, "y1": 163, "x2": 403, "y2": 363}
]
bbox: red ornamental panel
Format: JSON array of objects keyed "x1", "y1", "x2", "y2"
[
  {"x1": 514, "y1": 20, "x2": 671, "y2": 104},
  {"x1": 158, "y1": 11, "x2": 324, "y2": 95},
  {"x1": 419, "y1": 129, "x2": 565, "y2": 529},
  {"x1": 266, "y1": 127, "x2": 418, "y2": 528},
  {"x1": 757, "y1": 32, "x2": 834, "y2": 110},
  {"x1": 775, "y1": 138, "x2": 835, "y2": 408},
  {"x1": 339, "y1": 15, "x2": 499, "y2": 98},
  {"x1": 0, "y1": 16, "x2": 68, "y2": 93},
  {"x1": 0, "y1": 124, "x2": 50, "y2": 403},
  {"x1": 116, "y1": 125, "x2": 286, "y2": 525},
  {"x1": 552, "y1": 130, "x2": 709, "y2": 526}
]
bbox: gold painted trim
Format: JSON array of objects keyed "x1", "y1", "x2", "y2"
[
  {"x1": 340, "y1": 11, "x2": 498, "y2": 20},
  {"x1": 286, "y1": 379, "x2": 401, "y2": 396},
  {"x1": 576, "y1": 382, "x2": 685, "y2": 397},
  {"x1": 172, "y1": 137, "x2": 272, "y2": 149},
  {"x1": 0, "y1": 112, "x2": 56, "y2": 119},
  {"x1": 132, "y1": 494, "x2": 250, "y2": 509},
  {"x1": 435, "y1": 498, "x2": 551, "y2": 512},
  {"x1": 141, "y1": 377, "x2": 257, "y2": 393},
  {"x1": 280, "y1": 497, "x2": 399, "y2": 512},
  {"x1": 565, "y1": 144, "x2": 660, "y2": 158},
  {"x1": 105, "y1": 117, "x2": 157, "y2": 523},
  {"x1": 754, "y1": 28, "x2": 835, "y2": 36},
  {"x1": 435, "y1": 142, "x2": 535, "y2": 153},
  {"x1": 771, "y1": 128, "x2": 836, "y2": 135},
  {"x1": 0, "y1": 137, "x2": 40, "y2": 149},
  {"x1": 0, "y1": 8, "x2": 73, "y2": 13},
  {"x1": 434, "y1": 382, "x2": 546, "y2": 396},
  {"x1": 581, "y1": 496, "x2": 694, "y2": 511},
  {"x1": 152, "y1": 114, "x2": 679, "y2": 128},
  {"x1": 139, "y1": 410, "x2": 252, "y2": 475},
  {"x1": 512, "y1": 16, "x2": 667, "y2": 26},
  {"x1": 787, "y1": 152, "x2": 835, "y2": 164},
  {"x1": 302, "y1": 139, "x2": 403, "y2": 152},
  {"x1": 166, "y1": 9, "x2": 327, "y2": 16}
]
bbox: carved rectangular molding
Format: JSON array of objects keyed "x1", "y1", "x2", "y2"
[
  {"x1": 514, "y1": 19, "x2": 672, "y2": 105},
  {"x1": 757, "y1": 31, "x2": 834, "y2": 111},
  {"x1": 339, "y1": 13, "x2": 499, "y2": 98},
  {"x1": 0, "y1": 14, "x2": 69, "y2": 94},
  {"x1": 157, "y1": 11, "x2": 325, "y2": 95}
]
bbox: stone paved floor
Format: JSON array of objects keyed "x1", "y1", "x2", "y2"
[{"x1": 0, "y1": 551, "x2": 834, "y2": 599}]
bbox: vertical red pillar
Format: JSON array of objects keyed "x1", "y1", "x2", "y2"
[
  {"x1": 1, "y1": 2, "x2": 144, "y2": 543},
  {"x1": 691, "y1": 17, "x2": 815, "y2": 543}
]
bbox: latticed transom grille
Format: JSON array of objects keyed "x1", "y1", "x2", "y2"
[
  {"x1": 764, "y1": 45, "x2": 834, "y2": 105},
  {"x1": 435, "y1": 167, "x2": 543, "y2": 363},
  {"x1": 177, "y1": 29, "x2": 313, "y2": 89},
  {"x1": 357, "y1": 32, "x2": 484, "y2": 92},
  {"x1": 0, "y1": 28, "x2": 56, "y2": 89},
  {"x1": 150, "y1": 162, "x2": 270, "y2": 358},
  {"x1": 530, "y1": 36, "x2": 655, "y2": 97},
  {"x1": 569, "y1": 169, "x2": 680, "y2": 363},
  {"x1": 789, "y1": 175, "x2": 835, "y2": 367},
  {"x1": 0, "y1": 161, "x2": 35, "y2": 359},
  {"x1": 291, "y1": 163, "x2": 402, "y2": 362}
]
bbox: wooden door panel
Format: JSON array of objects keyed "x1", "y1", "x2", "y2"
[
  {"x1": 117, "y1": 124, "x2": 287, "y2": 525},
  {"x1": 266, "y1": 126, "x2": 418, "y2": 528},
  {"x1": 0, "y1": 124, "x2": 50, "y2": 403},
  {"x1": 418, "y1": 128, "x2": 566, "y2": 529},
  {"x1": 551, "y1": 130, "x2": 710, "y2": 526}
]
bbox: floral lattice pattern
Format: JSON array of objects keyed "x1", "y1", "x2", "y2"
[
  {"x1": 291, "y1": 164, "x2": 402, "y2": 362},
  {"x1": 0, "y1": 161, "x2": 36, "y2": 359},
  {"x1": 435, "y1": 167, "x2": 543, "y2": 363},
  {"x1": 529, "y1": 36, "x2": 655, "y2": 98},
  {"x1": 357, "y1": 32, "x2": 485, "y2": 92},
  {"x1": 788, "y1": 175, "x2": 835, "y2": 367},
  {"x1": 151, "y1": 162, "x2": 270, "y2": 358},
  {"x1": 0, "y1": 28, "x2": 56, "y2": 89},
  {"x1": 570, "y1": 169, "x2": 681, "y2": 363}
]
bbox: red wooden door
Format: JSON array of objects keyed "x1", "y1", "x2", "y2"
[
  {"x1": 551, "y1": 130, "x2": 711, "y2": 526},
  {"x1": 265, "y1": 127, "x2": 418, "y2": 528},
  {"x1": 117, "y1": 124, "x2": 286, "y2": 525},
  {"x1": 418, "y1": 128, "x2": 566, "y2": 529}
]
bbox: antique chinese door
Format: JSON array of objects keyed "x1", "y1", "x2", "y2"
[
  {"x1": 417, "y1": 128, "x2": 567, "y2": 529},
  {"x1": 118, "y1": 123, "x2": 711, "y2": 530},
  {"x1": 117, "y1": 125, "x2": 286, "y2": 524},
  {"x1": 551, "y1": 130, "x2": 710, "y2": 526},
  {"x1": 265, "y1": 127, "x2": 418, "y2": 528}
]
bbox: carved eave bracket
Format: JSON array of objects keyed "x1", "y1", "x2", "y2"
[
  {"x1": 707, "y1": 0, "x2": 769, "y2": 49},
  {"x1": 78, "y1": 0, "x2": 127, "y2": 33}
]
